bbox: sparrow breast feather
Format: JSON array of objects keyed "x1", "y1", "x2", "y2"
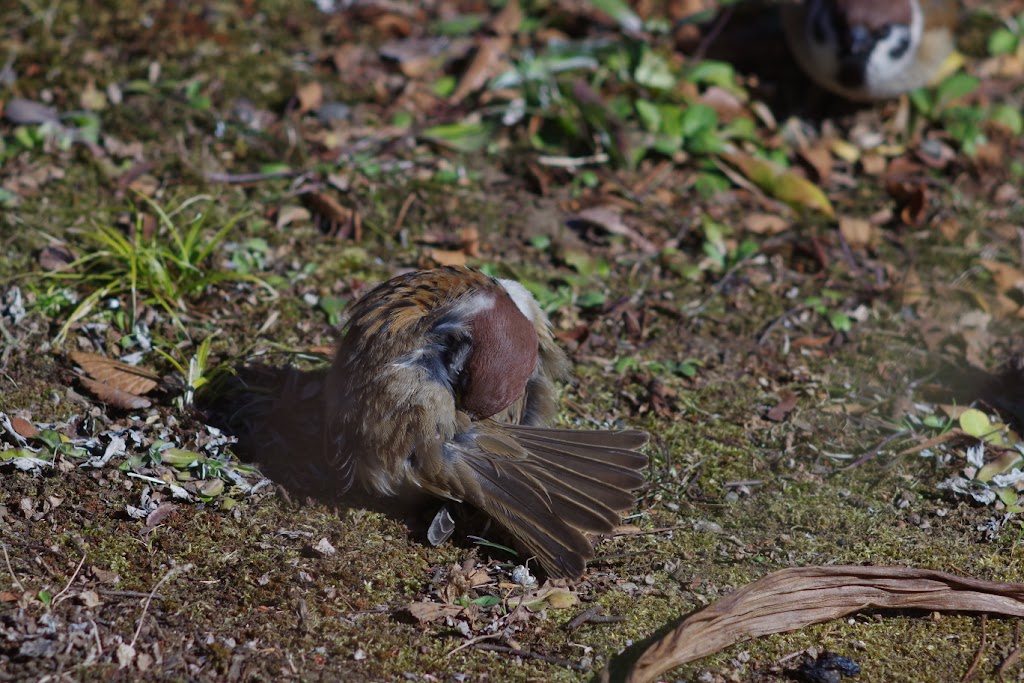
[{"x1": 324, "y1": 266, "x2": 649, "y2": 579}]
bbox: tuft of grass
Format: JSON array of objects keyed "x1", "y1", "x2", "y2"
[{"x1": 45, "y1": 194, "x2": 275, "y2": 344}]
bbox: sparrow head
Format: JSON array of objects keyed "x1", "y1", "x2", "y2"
[
  {"x1": 455, "y1": 278, "x2": 540, "y2": 420},
  {"x1": 783, "y1": 0, "x2": 952, "y2": 100}
]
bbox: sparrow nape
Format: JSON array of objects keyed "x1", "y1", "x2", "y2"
[
  {"x1": 781, "y1": 0, "x2": 956, "y2": 100},
  {"x1": 323, "y1": 266, "x2": 648, "y2": 579}
]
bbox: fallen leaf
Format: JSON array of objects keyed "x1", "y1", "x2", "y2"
[
  {"x1": 9, "y1": 416, "x2": 39, "y2": 439},
  {"x1": 797, "y1": 145, "x2": 833, "y2": 183},
  {"x1": 489, "y1": 0, "x2": 522, "y2": 35},
  {"x1": 145, "y1": 502, "x2": 177, "y2": 527},
  {"x1": 980, "y1": 260, "x2": 1024, "y2": 295},
  {"x1": 450, "y1": 35, "x2": 512, "y2": 103},
  {"x1": 424, "y1": 248, "x2": 468, "y2": 267},
  {"x1": 571, "y1": 205, "x2": 659, "y2": 253},
  {"x1": 742, "y1": 213, "x2": 789, "y2": 235},
  {"x1": 610, "y1": 566, "x2": 1024, "y2": 683},
  {"x1": 838, "y1": 216, "x2": 874, "y2": 249},
  {"x1": 721, "y1": 152, "x2": 834, "y2": 218},
  {"x1": 70, "y1": 352, "x2": 159, "y2": 395},
  {"x1": 296, "y1": 82, "x2": 323, "y2": 114},
  {"x1": 302, "y1": 192, "x2": 361, "y2": 240},
  {"x1": 763, "y1": 393, "x2": 798, "y2": 422},
  {"x1": 38, "y1": 244, "x2": 78, "y2": 272},
  {"x1": 407, "y1": 601, "x2": 468, "y2": 623},
  {"x1": 78, "y1": 377, "x2": 152, "y2": 410}
]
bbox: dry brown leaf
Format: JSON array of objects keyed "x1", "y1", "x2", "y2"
[
  {"x1": 763, "y1": 393, "x2": 798, "y2": 422},
  {"x1": 78, "y1": 376, "x2": 152, "y2": 410},
  {"x1": 980, "y1": 259, "x2": 1024, "y2": 295},
  {"x1": 407, "y1": 601, "x2": 468, "y2": 623},
  {"x1": 460, "y1": 227, "x2": 480, "y2": 257},
  {"x1": 859, "y1": 153, "x2": 887, "y2": 175},
  {"x1": 425, "y1": 248, "x2": 468, "y2": 267},
  {"x1": 450, "y1": 35, "x2": 511, "y2": 104},
  {"x1": 302, "y1": 192, "x2": 361, "y2": 240},
  {"x1": 70, "y1": 351, "x2": 159, "y2": 396},
  {"x1": 742, "y1": 213, "x2": 789, "y2": 236},
  {"x1": 489, "y1": 0, "x2": 522, "y2": 35},
  {"x1": 38, "y1": 244, "x2": 78, "y2": 272},
  {"x1": 10, "y1": 416, "x2": 39, "y2": 439},
  {"x1": 572, "y1": 206, "x2": 658, "y2": 253},
  {"x1": 610, "y1": 565, "x2": 1024, "y2": 683},
  {"x1": 838, "y1": 216, "x2": 874, "y2": 249},
  {"x1": 797, "y1": 145, "x2": 833, "y2": 183},
  {"x1": 296, "y1": 82, "x2": 323, "y2": 114}
]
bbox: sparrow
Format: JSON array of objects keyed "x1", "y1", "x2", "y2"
[
  {"x1": 323, "y1": 266, "x2": 649, "y2": 579},
  {"x1": 781, "y1": 0, "x2": 957, "y2": 100}
]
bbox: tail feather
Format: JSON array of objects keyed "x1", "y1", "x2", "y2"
[{"x1": 448, "y1": 420, "x2": 649, "y2": 578}]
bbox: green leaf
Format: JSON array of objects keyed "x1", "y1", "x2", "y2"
[
  {"x1": 634, "y1": 48, "x2": 676, "y2": 90},
  {"x1": 635, "y1": 99, "x2": 661, "y2": 133},
  {"x1": 472, "y1": 595, "x2": 500, "y2": 607},
  {"x1": 421, "y1": 121, "x2": 495, "y2": 153},
  {"x1": 989, "y1": 104, "x2": 1023, "y2": 136},
  {"x1": 588, "y1": 0, "x2": 643, "y2": 31},
  {"x1": 828, "y1": 311, "x2": 852, "y2": 332},
  {"x1": 38, "y1": 590, "x2": 52, "y2": 606},
  {"x1": 576, "y1": 290, "x2": 606, "y2": 310},
  {"x1": 959, "y1": 408, "x2": 991, "y2": 438},
  {"x1": 934, "y1": 74, "x2": 979, "y2": 111},
  {"x1": 988, "y1": 28, "x2": 1019, "y2": 56}
]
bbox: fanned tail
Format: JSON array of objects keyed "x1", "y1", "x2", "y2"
[{"x1": 447, "y1": 421, "x2": 649, "y2": 579}]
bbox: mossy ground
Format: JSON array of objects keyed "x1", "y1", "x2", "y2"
[{"x1": 3, "y1": 1, "x2": 1024, "y2": 681}]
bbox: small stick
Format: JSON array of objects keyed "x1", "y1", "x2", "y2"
[
  {"x1": 843, "y1": 430, "x2": 913, "y2": 470},
  {"x1": 52, "y1": 552, "x2": 87, "y2": 605},
  {"x1": 97, "y1": 589, "x2": 164, "y2": 599},
  {"x1": 2, "y1": 544, "x2": 23, "y2": 591},
  {"x1": 961, "y1": 615, "x2": 987, "y2": 683},
  {"x1": 474, "y1": 643, "x2": 587, "y2": 671},
  {"x1": 567, "y1": 604, "x2": 603, "y2": 630},
  {"x1": 130, "y1": 563, "x2": 193, "y2": 648}
]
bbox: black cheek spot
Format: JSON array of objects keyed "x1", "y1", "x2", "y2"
[{"x1": 889, "y1": 35, "x2": 911, "y2": 60}]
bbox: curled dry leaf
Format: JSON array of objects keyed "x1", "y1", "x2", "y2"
[
  {"x1": 38, "y1": 244, "x2": 78, "y2": 272},
  {"x1": 302, "y1": 191, "x2": 362, "y2": 240},
  {"x1": 407, "y1": 601, "x2": 468, "y2": 623},
  {"x1": 571, "y1": 205, "x2": 659, "y2": 254},
  {"x1": 70, "y1": 351, "x2": 159, "y2": 410},
  {"x1": 606, "y1": 565, "x2": 1024, "y2": 683}
]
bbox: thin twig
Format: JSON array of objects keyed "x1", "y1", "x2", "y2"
[
  {"x1": 391, "y1": 192, "x2": 417, "y2": 234},
  {"x1": 52, "y1": 552, "x2": 87, "y2": 605},
  {"x1": 474, "y1": 643, "x2": 587, "y2": 671},
  {"x1": 961, "y1": 614, "x2": 987, "y2": 682},
  {"x1": 2, "y1": 544, "x2": 23, "y2": 591},
  {"x1": 130, "y1": 563, "x2": 193, "y2": 648},
  {"x1": 97, "y1": 589, "x2": 165, "y2": 599},
  {"x1": 566, "y1": 604, "x2": 603, "y2": 630},
  {"x1": 447, "y1": 633, "x2": 502, "y2": 657},
  {"x1": 203, "y1": 170, "x2": 299, "y2": 184},
  {"x1": 842, "y1": 430, "x2": 912, "y2": 470},
  {"x1": 997, "y1": 621, "x2": 1021, "y2": 682}
]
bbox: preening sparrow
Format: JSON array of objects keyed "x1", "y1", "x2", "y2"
[
  {"x1": 782, "y1": 0, "x2": 957, "y2": 100},
  {"x1": 324, "y1": 266, "x2": 649, "y2": 579}
]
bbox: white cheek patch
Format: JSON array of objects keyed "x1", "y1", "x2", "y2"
[
  {"x1": 497, "y1": 278, "x2": 543, "y2": 323},
  {"x1": 864, "y1": 1, "x2": 923, "y2": 95}
]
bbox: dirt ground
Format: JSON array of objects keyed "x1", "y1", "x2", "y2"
[{"x1": 2, "y1": 1, "x2": 1024, "y2": 681}]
